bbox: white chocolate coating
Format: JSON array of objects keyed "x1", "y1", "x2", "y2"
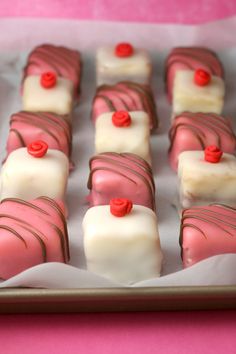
[
  {"x1": 0, "y1": 148, "x2": 69, "y2": 201},
  {"x1": 83, "y1": 204, "x2": 163, "y2": 284},
  {"x1": 22, "y1": 75, "x2": 74, "y2": 115},
  {"x1": 178, "y1": 151, "x2": 236, "y2": 208},
  {"x1": 96, "y1": 46, "x2": 152, "y2": 86},
  {"x1": 173, "y1": 70, "x2": 225, "y2": 115},
  {"x1": 95, "y1": 111, "x2": 151, "y2": 165}
]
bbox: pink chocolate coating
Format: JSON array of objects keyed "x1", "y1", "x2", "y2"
[
  {"x1": 87, "y1": 152, "x2": 156, "y2": 210},
  {"x1": 23, "y1": 44, "x2": 81, "y2": 97},
  {"x1": 168, "y1": 112, "x2": 236, "y2": 171},
  {"x1": 165, "y1": 47, "x2": 224, "y2": 102},
  {"x1": 180, "y1": 204, "x2": 236, "y2": 268},
  {"x1": 6, "y1": 111, "x2": 72, "y2": 162},
  {"x1": 91, "y1": 81, "x2": 158, "y2": 130},
  {"x1": 0, "y1": 197, "x2": 69, "y2": 280}
]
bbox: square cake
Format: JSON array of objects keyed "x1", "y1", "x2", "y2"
[
  {"x1": 172, "y1": 70, "x2": 225, "y2": 115},
  {"x1": 0, "y1": 142, "x2": 69, "y2": 202},
  {"x1": 83, "y1": 199, "x2": 163, "y2": 284},
  {"x1": 180, "y1": 204, "x2": 236, "y2": 268},
  {"x1": 88, "y1": 152, "x2": 156, "y2": 210},
  {"x1": 178, "y1": 148, "x2": 236, "y2": 209},
  {"x1": 95, "y1": 111, "x2": 151, "y2": 164},
  {"x1": 169, "y1": 112, "x2": 236, "y2": 171},
  {"x1": 0, "y1": 197, "x2": 69, "y2": 279},
  {"x1": 96, "y1": 43, "x2": 152, "y2": 86}
]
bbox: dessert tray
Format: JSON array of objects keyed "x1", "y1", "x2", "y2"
[{"x1": 0, "y1": 18, "x2": 236, "y2": 312}]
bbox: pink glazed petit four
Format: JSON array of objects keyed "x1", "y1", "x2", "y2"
[
  {"x1": 92, "y1": 81, "x2": 158, "y2": 130},
  {"x1": 88, "y1": 152, "x2": 156, "y2": 210},
  {"x1": 23, "y1": 44, "x2": 82, "y2": 97},
  {"x1": 0, "y1": 197, "x2": 69, "y2": 279},
  {"x1": 6, "y1": 111, "x2": 72, "y2": 162},
  {"x1": 165, "y1": 47, "x2": 224, "y2": 102},
  {"x1": 180, "y1": 204, "x2": 236, "y2": 268},
  {"x1": 169, "y1": 112, "x2": 236, "y2": 171}
]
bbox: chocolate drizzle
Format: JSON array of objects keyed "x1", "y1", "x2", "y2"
[
  {"x1": 92, "y1": 81, "x2": 158, "y2": 130},
  {"x1": 180, "y1": 204, "x2": 236, "y2": 260},
  {"x1": 8, "y1": 111, "x2": 72, "y2": 158},
  {"x1": 0, "y1": 197, "x2": 69, "y2": 264},
  {"x1": 23, "y1": 44, "x2": 81, "y2": 95},
  {"x1": 88, "y1": 152, "x2": 156, "y2": 210},
  {"x1": 169, "y1": 112, "x2": 236, "y2": 154}
]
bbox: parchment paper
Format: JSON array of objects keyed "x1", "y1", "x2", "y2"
[{"x1": 0, "y1": 18, "x2": 236, "y2": 288}]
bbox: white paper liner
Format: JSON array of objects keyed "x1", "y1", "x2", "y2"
[{"x1": 0, "y1": 18, "x2": 236, "y2": 288}]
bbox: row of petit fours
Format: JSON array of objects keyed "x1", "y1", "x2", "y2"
[
  {"x1": 0, "y1": 44, "x2": 83, "y2": 280},
  {"x1": 84, "y1": 42, "x2": 164, "y2": 285},
  {"x1": 166, "y1": 47, "x2": 236, "y2": 269}
]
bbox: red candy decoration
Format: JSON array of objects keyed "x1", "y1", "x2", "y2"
[
  {"x1": 194, "y1": 69, "x2": 211, "y2": 86},
  {"x1": 40, "y1": 72, "x2": 57, "y2": 89},
  {"x1": 204, "y1": 145, "x2": 223, "y2": 163},
  {"x1": 115, "y1": 43, "x2": 134, "y2": 58},
  {"x1": 110, "y1": 198, "x2": 133, "y2": 217},
  {"x1": 27, "y1": 140, "x2": 48, "y2": 158},
  {"x1": 112, "y1": 111, "x2": 131, "y2": 127}
]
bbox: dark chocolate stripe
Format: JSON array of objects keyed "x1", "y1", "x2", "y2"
[{"x1": 0, "y1": 224, "x2": 27, "y2": 247}]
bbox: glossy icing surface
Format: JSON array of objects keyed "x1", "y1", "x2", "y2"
[
  {"x1": 165, "y1": 47, "x2": 224, "y2": 102},
  {"x1": 92, "y1": 81, "x2": 158, "y2": 130},
  {"x1": 95, "y1": 111, "x2": 151, "y2": 164},
  {"x1": 83, "y1": 204, "x2": 163, "y2": 284},
  {"x1": 6, "y1": 111, "x2": 72, "y2": 160},
  {"x1": 180, "y1": 204, "x2": 236, "y2": 268},
  {"x1": 88, "y1": 152, "x2": 155, "y2": 210},
  {"x1": 0, "y1": 147, "x2": 69, "y2": 201},
  {"x1": 23, "y1": 43, "x2": 81, "y2": 96},
  {"x1": 178, "y1": 151, "x2": 236, "y2": 209},
  {"x1": 169, "y1": 112, "x2": 236, "y2": 171},
  {"x1": 0, "y1": 197, "x2": 69, "y2": 279}
]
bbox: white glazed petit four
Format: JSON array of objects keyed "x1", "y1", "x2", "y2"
[
  {"x1": 173, "y1": 69, "x2": 225, "y2": 115},
  {"x1": 22, "y1": 73, "x2": 74, "y2": 115},
  {"x1": 96, "y1": 43, "x2": 152, "y2": 86},
  {"x1": 95, "y1": 111, "x2": 151, "y2": 165},
  {"x1": 0, "y1": 141, "x2": 69, "y2": 202},
  {"x1": 178, "y1": 147, "x2": 236, "y2": 209},
  {"x1": 83, "y1": 199, "x2": 163, "y2": 284}
]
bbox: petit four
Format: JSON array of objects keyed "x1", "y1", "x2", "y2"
[
  {"x1": 83, "y1": 199, "x2": 163, "y2": 284},
  {"x1": 96, "y1": 43, "x2": 152, "y2": 86},
  {"x1": 6, "y1": 111, "x2": 72, "y2": 160},
  {"x1": 178, "y1": 148, "x2": 236, "y2": 209},
  {"x1": 172, "y1": 69, "x2": 225, "y2": 115},
  {"x1": 92, "y1": 81, "x2": 158, "y2": 130},
  {"x1": 23, "y1": 43, "x2": 81, "y2": 97},
  {"x1": 0, "y1": 197, "x2": 69, "y2": 279},
  {"x1": 0, "y1": 142, "x2": 69, "y2": 202},
  {"x1": 165, "y1": 47, "x2": 224, "y2": 102},
  {"x1": 95, "y1": 111, "x2": 151, "y2": 164},
  {"x1": 22, "y1": 73, "x2": 74, "y2": 115},
  {"x1": 180, "y1": 204, "x2": 236, "y2": 268},
  {"x1": 169, "y1": 112, "x2": 236, "y2": 171},
  {"x1": 88, "y1": 152, "x2": 156, "y2": 210}
]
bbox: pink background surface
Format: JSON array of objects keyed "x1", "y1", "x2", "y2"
[
  {"x1": 0, "y1": 0, "x2": 236, "y2": 24},
  {"x1": 1, "y1": 1, "x2": 236, "y2": 353}
]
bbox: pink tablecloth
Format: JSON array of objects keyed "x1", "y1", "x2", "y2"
[
  {"x1": 0, "y1": 0, "x2": 236, "y2": 24},
  {"x1": 0, "y1": 2, "x2": 236, "y2": 353}
]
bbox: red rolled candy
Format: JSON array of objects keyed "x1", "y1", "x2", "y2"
[
  {"x1": 115, "y1": 43, "x2": 134, "y2": 58},
  {"x1": 27, "y1": 140, "x2": 48, "y2": 158},
  {"x1": 204, "y1": 145, "x2": 223, "y2": 163},
  {"x1": 40, "y1": 72, "x2": 57, "y2": 89},
  {"x1": 194, "y1": 69, "x2": 211, "y2": 86},
  {"x1": 112, "y1": 111, "x2": 131, "y2": 127},
  {"x1": 110, "y1": 198, "x2": 133, "y2": 217}
]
